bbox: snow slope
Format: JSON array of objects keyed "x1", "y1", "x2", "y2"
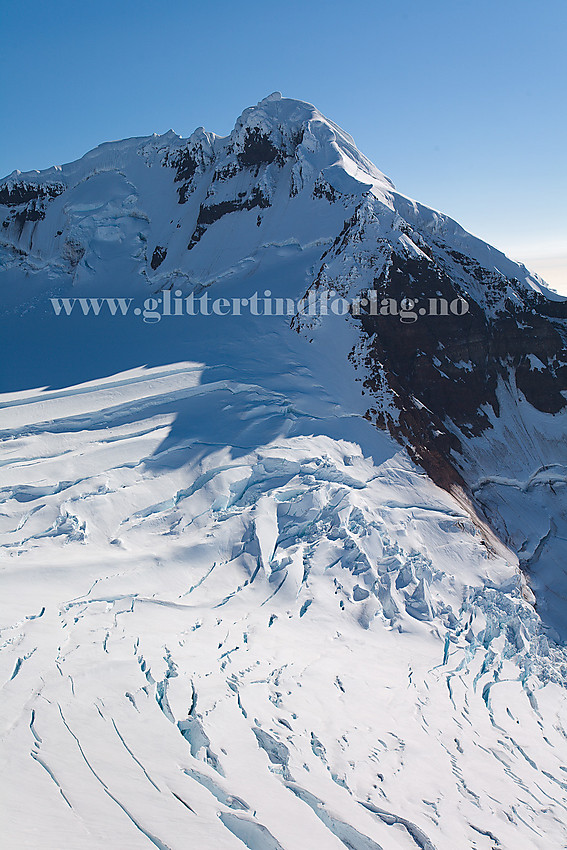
[{"x1": 2, "y1": 94, "x2": 567, "y2": 849}]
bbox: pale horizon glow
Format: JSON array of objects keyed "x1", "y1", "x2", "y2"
[{"x1": 506, "y1": 249, "x2": 567, "y2": 295}]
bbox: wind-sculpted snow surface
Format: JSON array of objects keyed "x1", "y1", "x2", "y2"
[{"x1": 2, "y1": 94, "x2": 567, "y2": 849}]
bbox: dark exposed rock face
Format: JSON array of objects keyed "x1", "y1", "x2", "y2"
[
  {"x1": 237, "y1": 127, "x2": 281, "y2": 168},
  {"x1": 197, "y1": 188, "x2": 271, "y2": 226},
  {"x1": 188, "y1": 188, "x2": 271, "y2": 249},
  {"x1": 164, "y1": 140, "x2": 213, "y2": 204},
  {"x1": 0, "y1": 181, "x2": 65, "y2": 207},
  {"x1": 151, "y1": 245, "x2": 167, "y2": 270},
  {"x1": 169, "y1": 150, "x2": 198, "y2": 183},
  {"x1": 176, "y1": 183, "x2": 190, "y2": 204},
  {"x1": 357, "y1": 249, "x2": 567, "y2": 491},
  {"x1": 4, "y1": 202, "x2": 48, "y2": 237},
  {"x1": 0, "y1": 181, "x2": 66, "y2": 236},
  {"x1": 14, "y1": 203, "x2": 47, "y2": 226},
  {"x1": 312, "y1": 178, "x2": 337, "y2": 202},
  {"x1": 366, "y1": 253, "x2": 565, "y2": 414}
]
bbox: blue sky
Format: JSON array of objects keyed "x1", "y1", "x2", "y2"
[{"x1": 1, "y1": 0, "x2": 565, "y2": 289}]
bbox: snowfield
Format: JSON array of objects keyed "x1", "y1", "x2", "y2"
[{"x1": 1, "y1": 94, "x2": 567, "y2": 849}]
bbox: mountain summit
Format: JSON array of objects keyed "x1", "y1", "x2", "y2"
[{"x1": 1, "y1": 96, "x2": 567, "y2": 849}]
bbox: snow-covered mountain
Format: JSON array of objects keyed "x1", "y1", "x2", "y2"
[{"x1": 1, "y1": 93, "x2": 567, "y2": 849}]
